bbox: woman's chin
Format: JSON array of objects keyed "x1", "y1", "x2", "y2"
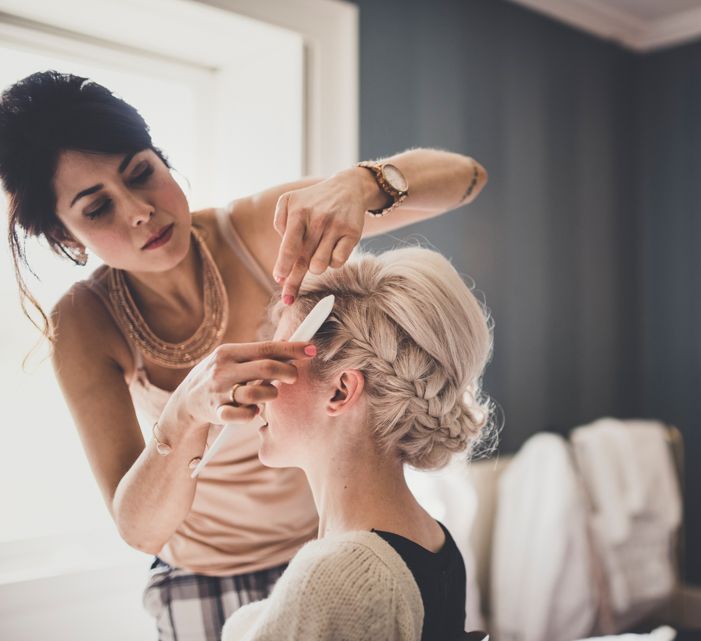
[{"x1": 257, "y1": 429, "x2": 283, "y2": 468}]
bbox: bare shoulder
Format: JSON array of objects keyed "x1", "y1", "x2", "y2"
[
  {"x1": 190, "y1": 207, "x2": 223, "y2": 252},
  {"x1": 51, "y1": 275, "x2": 132, "y2": 379},
  {"x1": 51, "y1": 277, "x2": 147, "y2": 512},
  {"x1": 216, "y1": 177, "x2": 324, "y2": 275}
]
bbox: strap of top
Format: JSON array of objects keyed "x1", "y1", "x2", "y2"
[{"x1": 215, "y1": 205, "x2": 276, "y2": 295}]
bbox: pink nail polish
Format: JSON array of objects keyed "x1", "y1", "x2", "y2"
[
  {"x1": 283, "y1": 294, "x2": 294, "y2": 305},
  {"x1": 274, "y1": 275, "x2": 284, "y2": 284},
  {"x1": 304, "y1": 344, "x2": 317, "y2": 356}
]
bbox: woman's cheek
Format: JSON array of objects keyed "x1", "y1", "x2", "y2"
[
  {"x1": 270, "y1": 384, "x2": 315, "y2": 434},
  {"x1": 91, "y1": 229, "x2": 130, "y2": 263},
  {"x1": 266, "y1": 384, "x2": 295, "y2": 428},
  {"x1": 261, "y1": 388, "x2": 303, "y2": 466}
]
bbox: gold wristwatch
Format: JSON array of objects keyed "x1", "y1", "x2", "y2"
[{"x1": 356, "y1": 160, "x2": 409, "y2": 217}]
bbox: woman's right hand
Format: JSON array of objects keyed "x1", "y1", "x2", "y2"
[{"x1": 166, "y1": 340, "x2": 316, "y2": 429}]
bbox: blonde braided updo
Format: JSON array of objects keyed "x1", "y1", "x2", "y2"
[{"x1": 267, "y1": 246, "x2": 494, "y2": 470}]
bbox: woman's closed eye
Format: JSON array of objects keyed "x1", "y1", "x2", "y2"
[
  {"x1": 130, "y1": 164, "x2": 154, "y2": 186},
  {"x1": 84, "y1": 164, "x2": 155, "y2": 220}
]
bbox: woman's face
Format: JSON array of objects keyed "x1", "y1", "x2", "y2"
[
  {"x1": 259, "y1": 312, "x2": 331, "y2": 469},
  {"x1": 52, "y1": 148, "x2": 191, "y2": 272}
]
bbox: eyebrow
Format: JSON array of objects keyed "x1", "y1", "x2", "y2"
[{"x1": 69, "y1": 151, "x2": 139, "y2": 208}]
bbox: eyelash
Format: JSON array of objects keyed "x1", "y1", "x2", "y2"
[{"x1": 85, "y1": 166, "x2": 154, "y2": 220}]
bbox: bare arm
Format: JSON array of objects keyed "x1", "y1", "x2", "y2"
[
  {"x1": 235, "y1": 148, "x2": 488, "y2": 300},
  {"x1": 51, "y1": 285, "x2": 314, "y2": 553},
  {"x1": 354, "y1": 148, "x2": 488, "y2": 238},
  {"x1": 51, "y1": 286, "x2": 208, "y2": 553}
]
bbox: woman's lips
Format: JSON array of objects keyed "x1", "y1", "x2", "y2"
[{"x1": 142, "y1": 223, "x2": 174, "y2": 250}]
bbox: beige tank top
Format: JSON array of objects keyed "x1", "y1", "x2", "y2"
[{"x1": 80, "y1": 206, "x2": 318, "y2": 576}]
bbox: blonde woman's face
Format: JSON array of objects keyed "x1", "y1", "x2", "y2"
[
  {"x1": 259, "y1": 312, "x2": 329, "y2": 468},
  {"x1": 53, "y1": 149, "x2": 191, "y2": 271}
]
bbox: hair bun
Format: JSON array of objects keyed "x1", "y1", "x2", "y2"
[{"x1": 403, "y1": 380, "x2": 492, "y2": 469}]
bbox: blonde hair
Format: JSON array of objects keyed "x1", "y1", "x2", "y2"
[{"x1": 266, "y1": 247, "x2": 494, "y2": 470}]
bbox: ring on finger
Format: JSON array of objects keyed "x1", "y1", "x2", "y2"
[{"x1": 230, "y1": 382, "x2": 244, "y2": 407}]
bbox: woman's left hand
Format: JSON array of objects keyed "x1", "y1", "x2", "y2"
[{"x1": 271, "y1": 169, "x2": 367, "y2": 303}]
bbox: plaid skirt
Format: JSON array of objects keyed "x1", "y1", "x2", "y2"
[{"x1": 142, "y1": 557, "x2": 287, "y2": 641}]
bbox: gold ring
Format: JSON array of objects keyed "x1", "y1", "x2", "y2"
[{"x1": 230, "y1": 383, "x2": 243, "y2": 407}]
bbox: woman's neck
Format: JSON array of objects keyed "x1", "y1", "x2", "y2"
[
  {"x1": 303, "y1": 436, "x2": 422, "y2": 540},
  {"x1": 124, "y1": 233, "x2": 203, "y2": 317}
]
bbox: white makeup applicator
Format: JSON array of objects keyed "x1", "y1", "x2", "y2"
[{"x1": 190, "y1": 294, "x2": 335, "y2": 478}]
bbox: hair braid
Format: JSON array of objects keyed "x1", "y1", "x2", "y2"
[{"x1": 267, "y1": 246, "x2": 494, "y2": 470}]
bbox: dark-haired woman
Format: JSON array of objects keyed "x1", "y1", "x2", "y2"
[{"x1": 0, "y1": 70, "x2": 487, "y2": 641}]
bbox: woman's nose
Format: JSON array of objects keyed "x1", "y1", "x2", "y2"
[
  {"x1": 132, "y1": 204, "x2": 155, "y2": 226},
  {"x1": 125, "y1": 192, "x2": 155, "y2": 226}
]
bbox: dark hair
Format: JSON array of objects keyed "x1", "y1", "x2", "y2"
[{"x1": 0, "y1": 70, "x2": 171, "y2": 342}]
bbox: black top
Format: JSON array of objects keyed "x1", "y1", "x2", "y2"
[{"x1": 372, "y1": 521, "x2": 466, "y2": 641}]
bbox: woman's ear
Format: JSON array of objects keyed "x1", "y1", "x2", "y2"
[
  {"x1": 49, "y1": 223, "x2": 80, "y2": 247},
  {"x1": 48, "y1": 225, "x2": 87, "y2": 265},
  {"x1": 326, "y1": 369, "x2": 365, "y2": 416}
]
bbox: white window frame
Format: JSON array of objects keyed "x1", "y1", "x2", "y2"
[
  {"x1": 0, "y1": 0, "x2": 357, "y2": 585},
  {"x1": 0, "y1": 0, "x2": 358, "y2": 175}
]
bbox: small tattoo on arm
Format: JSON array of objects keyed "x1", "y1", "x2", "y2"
[{"x1": 458, "y1": 163, "x2": 480, "y2": 205}]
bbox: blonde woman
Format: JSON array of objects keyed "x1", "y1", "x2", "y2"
[{"x1": 222, "y1": 247, "x2": 493, "y2": 641}]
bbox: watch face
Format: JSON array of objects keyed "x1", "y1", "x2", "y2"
[{"x1": 382, "y1": 164, "x2": 408, "y2": 192}]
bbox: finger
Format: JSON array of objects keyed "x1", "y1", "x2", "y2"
[
  {"x1": 329, "y1": 236, "x2": 358, "y2": 268},
  {"x1": 230, "y1": 360, "x2": 300, "y2": 386},
  {"x1": 273, "y1": 193, "x2": 290, "y2": 237},
  {"x1": 308, "y1": 232, "x2": 339, "y2": 275},
  {"x1": 280, "y1": 224, "x2": 325, "y2": 299},
  {"x1": 214, "y1": 340, "x2": 316, "y2": 364},
  {"x1": 273, "y1": 215, "x2": 307, "y2": 283},
  {"x1": 281, "y1": 255, "x2": 312, "y2": 302},
  {"x1": 231, "y1": 382, "x2": 279, "y2": 406},
  {"x1": 216, "y1": 403, "x2": 260, "y2": 424}
]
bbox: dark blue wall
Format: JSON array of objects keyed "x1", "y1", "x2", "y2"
[
  {"x1": 637, "y1": 40, "x2": 701, "y2": 585},
  {"x1": 353, "y1": 0, "x2": 699, "y2": 583}
]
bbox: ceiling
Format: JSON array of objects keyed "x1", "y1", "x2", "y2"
[{"x1": 508, "y1": 0, "x2": 701, "y2": 51}]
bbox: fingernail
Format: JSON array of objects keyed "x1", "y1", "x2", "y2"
[
  {"x1": 274, "y1": 274, "x2": 284, "y2": 284},
  {"x1": 283, "y1": 294, "x2": 295, "y2": 305},
  {"x1": 304, "y1": 344, "x2": 317, "y2": 356}
]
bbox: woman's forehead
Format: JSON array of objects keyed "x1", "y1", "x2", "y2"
[
  {"x1": 54, "y1": 149, "x2": 148, "y2": 182},
  {"x1": 55, "y1": 149, "x2": 123, "y2": 176}
]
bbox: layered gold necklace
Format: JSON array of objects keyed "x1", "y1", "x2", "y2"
[{"x1": 108, "y1": 227, "x2": 229, "y2": 369}]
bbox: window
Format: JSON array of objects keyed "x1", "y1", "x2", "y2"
[{"x1": 0, "y1": 0, "x2": 359, "y2": 583}]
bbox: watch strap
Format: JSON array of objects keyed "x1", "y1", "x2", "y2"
[{"x1": 356, "y1": 161, "x2": 408, "y2": 217}]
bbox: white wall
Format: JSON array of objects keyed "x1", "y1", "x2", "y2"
[
  {"x1": 0, "y1": 0, "x2": 356, "y2": 638},
  {"x1": 0, "y1": 562, "x2": 154, "y2": 640}
]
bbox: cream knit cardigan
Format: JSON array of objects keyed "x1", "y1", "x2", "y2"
[{"x1": 221, "y1": 530, "x2": 424, "y2": 641}]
